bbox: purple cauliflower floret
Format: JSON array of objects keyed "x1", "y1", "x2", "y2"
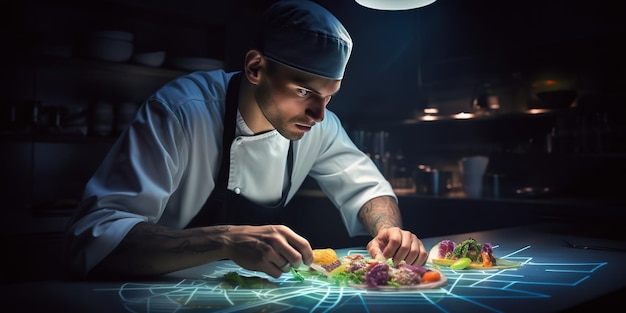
[
  {"x1": 438, "y1": 240, "x2": 456, "y2": 259},
  {"x1": 364, "y1": 263, "x2": 389, "y2": 287}
]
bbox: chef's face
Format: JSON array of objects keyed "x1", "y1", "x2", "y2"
[{"x1": 255, "y1": 59, "x2": 341, "y2": 141}]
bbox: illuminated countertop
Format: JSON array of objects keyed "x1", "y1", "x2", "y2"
[{"x1": 1, "y1": 222, "x2": 624, "y2": 312}]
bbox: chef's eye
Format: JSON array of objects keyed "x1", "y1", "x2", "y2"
[{"x1": 296, "y1": 88, "x2": 311, "y2": 97}]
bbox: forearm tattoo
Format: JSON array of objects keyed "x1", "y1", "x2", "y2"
[
  {"x1": 122, "y1": 224, "x2": 230, "y2": 254},
  {"x1": 359, "y1": 196, "x2": 403, "y2": 236},
  {"x1": 95, "y1": 224, "x2": 233, "y2": 276},
  {"x1": 172, "y1": 226, "x2": 231, "y2": 254}
]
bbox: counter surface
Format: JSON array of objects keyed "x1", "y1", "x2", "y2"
[{"x1": 2, "y1": 222, "x2": 625, "y2": 312}]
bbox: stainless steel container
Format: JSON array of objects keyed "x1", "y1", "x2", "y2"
[{"x1": 414, "y1": 166, "x2": 451, "y2": 196}]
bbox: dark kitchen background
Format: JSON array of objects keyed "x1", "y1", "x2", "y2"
[{"x1": 1, "y1": 0, "x2": 625, "y2": 281}]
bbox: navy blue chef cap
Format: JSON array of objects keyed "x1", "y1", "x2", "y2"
[{"x1": 259, "y1": 0, "x2": 353, "y2": 80}]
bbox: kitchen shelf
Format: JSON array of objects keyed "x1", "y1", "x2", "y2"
[
  {"x1": 0, "y1": 132, "x2": 117, "y2": 144},
  {"x1": 22, "y1": 54, "x2": 188, "y2": 79},
  {"x1": 8, "y1": 0, "x2": 231, "y2": 113},
  {"x1": 29, "y1": 0, "x2": 229, "y2": 28}
]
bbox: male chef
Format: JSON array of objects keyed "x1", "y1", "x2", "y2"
[{"x1": 63, "y1": 0, "x2": 428, "y2": 279}]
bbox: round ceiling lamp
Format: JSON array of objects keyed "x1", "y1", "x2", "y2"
[{"x1": 355, "y1": 0, "x2": 437, "y2": 10}]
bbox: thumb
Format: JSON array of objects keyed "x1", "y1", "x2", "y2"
[{"x1": 368, "y1": 243, "x2": 384, "y2": 260}]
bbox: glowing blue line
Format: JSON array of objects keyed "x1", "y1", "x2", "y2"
[
  {"x1": 471, "y1": 274, "x2": 505, "y2": 286},
  {"x1": 529, "y1": 262, "x2": 606, "y2": 266},
  {"x1": 457, "y1": 277, "x2": 527, "y2": 285},
  {"x1": 215, "y1": 288, "x2": 319, "y2": 313},
  {"x1": 446, "y1": 291, "x2": 505, "y2": 313},
  {"x1": 422, "y1": 294, "x2": 449, "y2": 313},
  {"x1": 209, "y1": 283, "x2": 222, "y2": 292},
  {"x1": 101, "y1": 245, "x2": 615, "y2": 313},
  {"x1": 447, "y1": 285, "x2": 550, "y2": 297},
  {"x1": 501, "y1": 276, "x2": 589, "y2": 287},
  {"x1": 321, "y1": 288, "x2": 346, "y2": 313},
  {"x1": 457, "y1": 295, "x2": 550, "y2": 299},
  {"x1": 571, "y1": 276, "x2": 590, "y2": 286},
  {"x1": 355, "y1": 293, "x2": 372, "y2": 313},
  {"x1": 310, "y1": 286, "x2": 336, "y2": 312},
  {"x1": 503, "y1": 281, "x2": 517, "y2": 289},
  {"x1": 545, "y1": 268, "x2": 596, "y2": 273},
  {"x1": 183, "y1": 287, "x2": 199, "y2": 305},
  {"x1": 446, "y1": 273, "x2": 464, "y2": 293},
  {"x1": 499, "y1": 245, "x2": 532, "y2": 258},
  {"x1": 471, "y1": 271, "x2": 525, "y2": 283}
]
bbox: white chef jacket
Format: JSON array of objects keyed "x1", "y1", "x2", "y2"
[{"x1": 63, "y1": 70, "x2": 396, "y2": 277}]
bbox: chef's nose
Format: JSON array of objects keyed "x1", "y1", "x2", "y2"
[
  {"x1": 306, "y1": 97, "x2": 329, "y2": 122},
  {"x1": 306, "y1": 107, "x2": 324, "y2": 122}
]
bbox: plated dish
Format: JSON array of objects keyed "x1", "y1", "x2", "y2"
[
  {"x1": 428, "y1": 238, "x2": 522, "y2": 270},
  {"x1": 223, "y1": 248, "x2": 448, "y2": 291}
]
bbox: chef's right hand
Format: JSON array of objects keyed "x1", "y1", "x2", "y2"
[{"x1": 224, "y1": 225, "x2": 313, "y2": 278}]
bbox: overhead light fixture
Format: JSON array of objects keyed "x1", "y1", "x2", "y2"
[{"x1": 355, "y1": 0, "x2": 437, "y2": 10}]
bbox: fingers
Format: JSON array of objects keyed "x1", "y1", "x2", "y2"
[
  {"x1": 386, "y1": 230, "x2": 424, "y2": 266},
  {"x1": 401, "y1": 234, "x2": 428, "y2": 266},
  {"x1": 367, "y1": 241, "x2": 384, "y2": 260},
  {"x1": 279, "y1": 261, "x2": 292, "y2": 272},
  {"x1": 368, "y1": 227, "x2": 428, "y2": 266},
  {"x1": 231, "y1": 225, "x2": 313, "y2": 278},
  {"x1": 267, "y1": 225, "x2": 313, "y2": 269}
]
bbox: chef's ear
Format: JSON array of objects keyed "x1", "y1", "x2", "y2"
[{"x1": 244, "y1": 50, "x2": 264, "y2": 84}]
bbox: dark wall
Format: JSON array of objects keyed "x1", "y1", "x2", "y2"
[
  {"x1": 313, "y1": 0, "x2": 626, "y2": 122},
  {"x1": 2, "y1": 0, "x2": 625, "y2": 229}
]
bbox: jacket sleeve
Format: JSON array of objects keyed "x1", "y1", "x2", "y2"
[{"x1": 63, "y1": 98, "x2": 190, "y2": 277}]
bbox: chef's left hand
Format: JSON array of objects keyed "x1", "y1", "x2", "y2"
[{"x1": 366, "y1": 226, "x2": 428, "y2": 266}]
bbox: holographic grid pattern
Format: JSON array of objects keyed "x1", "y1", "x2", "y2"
[{"x1": 96, "y1": 247, "x2": 607, "y2": 313}]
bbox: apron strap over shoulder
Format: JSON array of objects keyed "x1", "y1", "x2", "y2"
[{"x1": 187, "y1": 73, "x2": 294, "y2": 228}]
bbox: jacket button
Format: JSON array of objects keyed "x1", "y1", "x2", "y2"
[{"x1": 234, "y1": 187, "x2": 241, "y2": 194}]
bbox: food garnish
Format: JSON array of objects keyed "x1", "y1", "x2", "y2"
[
  {"x1": 290, "y1": 267, "x2": 305, "y2": 282},
  {"x1": 303, "y1": 251, "x2": 445, "y2": 289},
  {"x1": 481, "y1": 252, "x2": 493, "y2": 267},
  {"x1": 429, "y1": 237, "x2": 521, "y2": 269},
  {"x1": 449, "y1": 257, "x2": 472, "y2": 270},
  {"x1": 223, "y1": 248, "x2": 447, "y2": 290},
  {"x1": 221, "y1": 272, "x2": 278, "y2": 289},
  {"x1": 420, "y1": 270, "x2": 441, "y2": 283},
  {"x1": 312, "y1": 248, "x2": 339, "y2": 265}
]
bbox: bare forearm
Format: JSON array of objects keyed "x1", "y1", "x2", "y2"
[
  {"x1": 358, "y1": 195, "x2": 403, "y2": 236},
  {"x1": 90, "y1": 222, "x2": 230, "y2": 278}
]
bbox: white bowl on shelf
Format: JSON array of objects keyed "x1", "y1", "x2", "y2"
[
  {"x1": 133, "y1": 51, "x2": 166, "y2": 67},
  {"x1": 86, "y1": 30, "x2": 134, "y2": 63}
]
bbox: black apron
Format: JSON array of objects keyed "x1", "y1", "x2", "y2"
[{"x1": 187, "y1": 73, "x2": 294, "y2": 228}]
